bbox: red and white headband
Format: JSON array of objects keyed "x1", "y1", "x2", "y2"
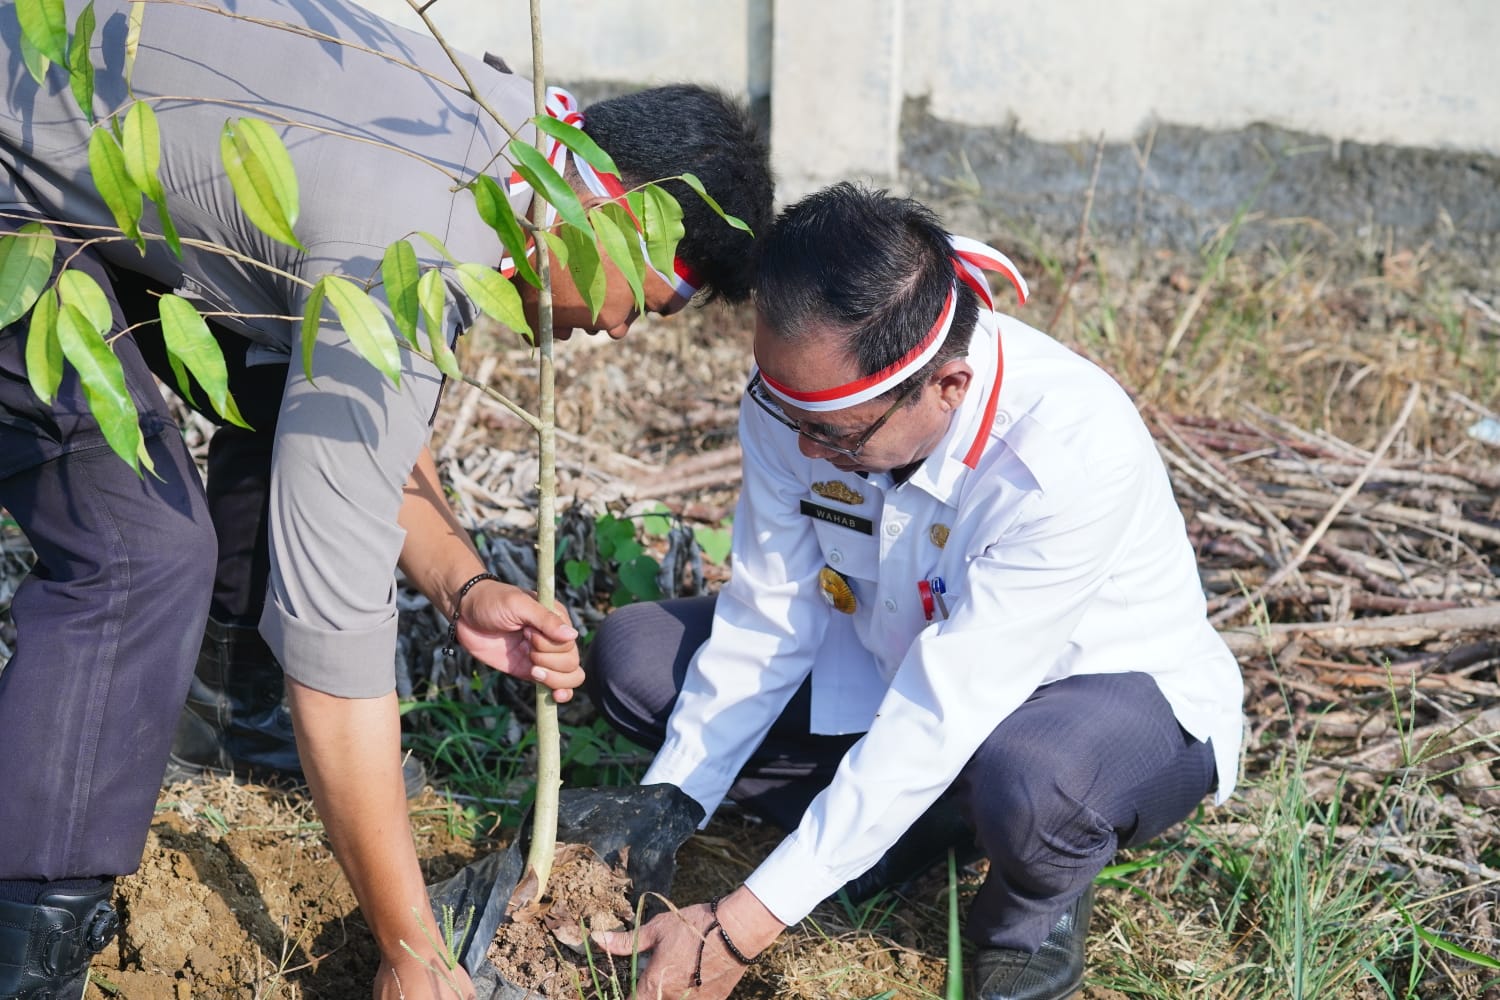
[
  {"x1": 759, "y1": 235, "x2": 1028, "y2": 412},
  {"x1": 501, "y1": 87, "x2": 702, "y2": 301}
]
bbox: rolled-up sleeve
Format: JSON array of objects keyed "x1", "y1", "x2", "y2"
[{"x1": 259, "y1": 253, "x2": 447, "y2": 698}]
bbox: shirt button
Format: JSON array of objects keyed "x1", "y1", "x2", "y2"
[
  {"x1": 884, "y1": 523, "x2": 901, "y2": 537},
  {"x1": 883, "y1": 598, "x2": 897, "y2": 612},
  {"x1": 994, "y1": 410, "x2": 1011, "y2": 426},
  {"x1": 828, "y1": 550, "x2": 843, "y2": 565}
]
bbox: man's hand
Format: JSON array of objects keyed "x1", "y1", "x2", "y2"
[
  {"x1": 455, "y1": 580, "x2": 582, "y2": 701},
  {"x1": 593, "y1": 886, "x2": 784, "y2": 1000},
  {"x1": 374, "y1": 952, "x2": 477, "y2": 1000}
]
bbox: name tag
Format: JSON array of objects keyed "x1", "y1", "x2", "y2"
[{"x1": 801, "y1": 500, "x2": 874, "y2": 535}]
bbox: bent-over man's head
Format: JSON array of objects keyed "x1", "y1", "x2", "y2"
[
  {"x1": 749, "y1": 182, "x2": 985, "y2": 476},
  {"x1": 516, "y1": 84, "x2": 773, "y2": 339}
]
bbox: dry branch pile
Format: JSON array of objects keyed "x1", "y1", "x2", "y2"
[{"x1": 1156, "y1": 399, "x2": 1500, "y2": 815}]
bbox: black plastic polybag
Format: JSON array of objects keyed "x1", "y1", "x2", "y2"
[{"x1": 426, "y1": 784, "x2": 703, "y2": 999}]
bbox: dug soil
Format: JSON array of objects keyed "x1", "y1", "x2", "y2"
[
  {"x1": 484, "y1": 843, "x2": 634, "y2": 998},
  {"x1": 92, "y1": 778, "x2": 969, "y2": 1000}
]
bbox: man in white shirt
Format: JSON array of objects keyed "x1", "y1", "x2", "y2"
[{"x1": 589, "y1": 183, "x2": 1244, "y2": 1000}]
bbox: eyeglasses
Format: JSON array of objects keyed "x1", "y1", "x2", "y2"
[{"x1": 746, "y1": 371, "x2": 925, "y2": 459}]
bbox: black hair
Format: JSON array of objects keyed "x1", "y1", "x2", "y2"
[
  {"x1": 582, "y1": 85, "x2": 773, "y2": 304},
  {"x1": 754, "y1": 183, "x2": 980, "y2": 400}
]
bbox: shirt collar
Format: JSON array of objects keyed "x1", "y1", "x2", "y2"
[{"x1": 904, "y1": 310, "x2": 1004, "y2": 503}]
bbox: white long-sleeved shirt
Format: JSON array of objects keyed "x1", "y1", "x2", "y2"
[{"x1": 642, "y1": 308, "x2": 1245, "y2": 926}]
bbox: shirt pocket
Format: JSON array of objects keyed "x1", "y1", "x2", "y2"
[{"x1": 811, "y1": 517, "x2": 880, "y2": 583}]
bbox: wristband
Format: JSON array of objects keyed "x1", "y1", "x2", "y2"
[
  {"x1": 691, "y1": 896, "x2": 761, "y2": 987},
  {"x1": 443, "y1": 572, "x2": 501, "y2": 656}
]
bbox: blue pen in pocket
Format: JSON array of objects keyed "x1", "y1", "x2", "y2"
[{"x1": 929, "y1": 576, "x2": 950, "y2": 620}]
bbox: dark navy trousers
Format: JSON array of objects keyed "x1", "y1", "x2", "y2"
[
  {"x1": 0, "y1": 246, "x2": 217, "y2": 881},
  {"x1": 586, "y1": 596, "x2": 1217, "y2": 951}
]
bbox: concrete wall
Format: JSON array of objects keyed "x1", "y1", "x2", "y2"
[{"x1": 356, "y1": 0, "x2": 1497, "y2": 202}]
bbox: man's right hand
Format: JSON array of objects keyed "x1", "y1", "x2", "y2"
[
  {"x1": 455, "y1": 581, "x2": 582, "y2": 702},
  {"x1": 374, "y1": 952, "x2": 476, "y2": 1000}
]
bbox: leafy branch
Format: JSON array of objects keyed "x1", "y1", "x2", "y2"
[{"x1": 7, "y1": 0, "x2": 747, "y2": 906}]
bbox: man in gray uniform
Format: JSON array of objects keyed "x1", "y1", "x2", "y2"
[{"x1": 0, "y1": 0, "x2": 772, "y2": 996}]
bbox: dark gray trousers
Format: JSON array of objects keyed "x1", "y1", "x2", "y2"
[
  {"x1": 586, "y1": 596, "x2": 1217, "y2": 951},
  {"x1": 0, "y1": 244, "x2": 217, "y2": 880}
]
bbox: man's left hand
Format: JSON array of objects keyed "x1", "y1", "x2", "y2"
[
  {"x1": 455, "y1": 582, "x2": 582, "y2": 701},
  {"x1": 593, "y1": 886, "x2": 784, "y2": 1000}
]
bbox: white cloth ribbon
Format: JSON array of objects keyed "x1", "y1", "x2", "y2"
[{"x1": 760, "y1": 235, "x2": 1028, "y2": 413}]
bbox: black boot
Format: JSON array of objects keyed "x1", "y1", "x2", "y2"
[
  {"x1": 0, "y1": 881, "x2": 118, "y2": 1000},
  {"x1": 165, "y1": 618, "x2": 428, "y2": 797},
  {"x1": 165, "y1": 617, "x2": 298, "y2": 782},
  {"x1": 973, "y1": 887, "x2": 1093, "y2": 1000}
]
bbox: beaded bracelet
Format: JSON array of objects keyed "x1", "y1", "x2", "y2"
[
  {"x1": 692, "y1": 896, "x2": 759, "y2": 986},
  {"x1": 443, "y1": 572, "x2": 500, "y2": 656}
]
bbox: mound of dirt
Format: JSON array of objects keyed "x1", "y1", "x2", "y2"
[
  {"x1": 485, "y1": 843, "x2": 635, "y2": 999},
  {"x1": 87, "y1": 780, "x2": 479, "y2": 1000}
]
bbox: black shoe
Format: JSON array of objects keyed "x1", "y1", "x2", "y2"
[
  {"x1": 838, "y1": 798, "x2": 978, "y2": 903},
  {"x1": 165, "y1": 617, "x2": 428, "y2": 799},
  {"x1": 0, "y1": 881, "x2": 118, "y2": 1000},
  {"x1": 973, "y1": 887, "x2": 1093, "y2": 1000}
]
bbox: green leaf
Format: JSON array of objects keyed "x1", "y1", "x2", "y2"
[
  {"x1": 17, "y1": 0, "x2": 67, "y2": 65},
  {"x1": 945, "y1": 852, "x2": 962, "y2": 1000},
  {"x1": 509, "y1": 141, "x2": 589, "y2": 232},
  {"x1": 0, "y1": 223, "x2": 57, "y2": 328},
  {"x1": 642, "y1": 504, "x2": 672, "y2": 537},
  {"x1": 56, "y1": 302, "x2": 143, "y2": 473},
  {"x1": 562, "y1": 560, "x2": 592, "y2": 590},
  {"x1": 123, "y1": 1, "x2": 144, "y2": 88},
  {"x1": 418, "y1": 268, "x2": 460, "y2": 379},
  {"x1": 55, "y1": 268, "x2": 113, "y2": 332},
  {"x1": 642, "y1": 183, "x2": 685, "y2": 277},
  {"x1": 381, "y1": 240, "x2": 421, "y2": 348},
  {"x1": 679, "y1": 172, "x2": 752, "y2": 234},
  {"x1": 456, "y1": 262, "x2": 529, "y2": 340},
  {"x1": 164, "y1": 346, "x2": 192, "y2": 406},
  {"x1": 322, "y1": 275, "x2": 401, "y2": 385},
  {"x1": 413, "y1": 230, "x2": 457, "y2": 265},
  {"x1": 539, "y1": 230, "x2": 569, "y2": 271},
  {"x1": 158, "y1": 294, "x2": 250, "y2": 428},
  {"x1": 220, "y1": 118, "x2": 303, "y2": 251},
  {"x1": 694, "y1": 525, "x2": 732, "y2": 565},
  {"x1": 1393, "y1": 899, "x2": 1500, "y2": 970},
  {"x1": 594, "y1": 514, "x2": 631, "y2": 560},
  {"x1": 589, "y1": 205, "x2": 644, "y2": 314},
  {"x1": 122, "y1": 101, "x2": 164, "y2": 202},
  {"x1": 299, "y1": 279, "x2": 326, "y2": 383},
  {"x1": 88, "y1": 129, "x2": 144, "y2": 251},
  {"x1": 617, "y1": 554, "x2": 661, "y2": 603},
  {"x1": 471, "y1": 175, "x2": 537, "y2": 286},
  {"x1": 150, "y1": 189, "x2": 181, "y2": 258},
  {"x1": 66, "y1": 2, "x2": 96, "y2": 123},
  {"x1": 19, "y1": 30, "x2": 50, "y2": 85},
  {"x1": 557, "y1": 223, "x2": 605, "y2": 322},
  {"x1": 533, "y1": 115, "x2": 619, "y2": 177},
  {"x1": 24, "y1": 288, "x2": 62, "y2": 404}
]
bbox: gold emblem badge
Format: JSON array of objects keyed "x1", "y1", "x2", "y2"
[
  {"x1": 929, "y1": 524, "x2": 950, "y2": 548},
  {"x1": 812, "y1": 480, "x2": 865, "y2": 506},
  {"x1": 819, "y1": 567, "x2": 856, "y2": 614}
]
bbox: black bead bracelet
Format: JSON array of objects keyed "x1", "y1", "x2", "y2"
[
  {"x1": 692, "y1": 896, "x2": 760, "y2": 987},
  {"x1": 443, "y1": 572, "x2": 500, "y2": 656}
]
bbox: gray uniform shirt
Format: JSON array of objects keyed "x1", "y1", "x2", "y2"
[{"x1": 1, "y1": 0, "x2": 535, "y2": 696}]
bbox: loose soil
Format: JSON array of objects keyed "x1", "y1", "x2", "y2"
[
  {"x1": 484, "y1": 843, "x2": 634, "y2": 998},
  {"x1": 87, "y1": 780, "x2": 478, "y2": 1000},
  {"x1": 92, "y1": 780, "x2": 960, "y2": 1000}
]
